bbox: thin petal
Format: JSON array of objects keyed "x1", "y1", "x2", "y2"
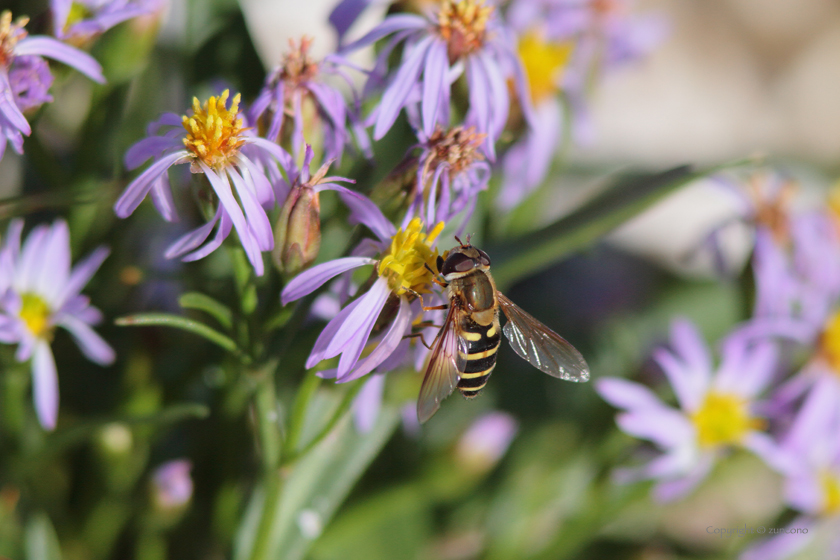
[
  {"x1": 55, "y1": 246, "x2": 108, "y2": 308},
  {"x1": 182, "y1": 210, "x2": 232, "y2": 262},
  {"x1": 596, "y1": 377, "x2": 667, "y2": 411},
  {"x1": 59, "y1": 313, "x2": 115, "y2": 365},
  {"x1": 353, "y1": 373, "x2": 385, "y2": 433},
  {"x1": 164, "y1": 207, "x2": 222, "y2": 259},
  {"x1": 228, "y1": 167, "x2": 273, "y2": 251},
  {"x1": 306, "y1": 297, "x2": 365, "y2": 368},
  {"x1": 339, "y1": 295, "x2": 411, "y2": 382},
  {"x1": 35, "y1": 220, "x2": 71, "y2": 304},
  {"x1": 281, "y1": 257, "x2": 376, "y2": 305},
  {"x1": 374, "y1": 36, "x2": 435, "y2": 140},
  {"x1": 150, "y1": 175, "x2": 178, "y2": 222},
  {"x1": 334, "y1": 278, "x2": 391, "y2": 377},
  {"x1": 124, "y1": 136, "x2": 183, "y2": 169},
  {"x1": 32, "y1": 340, "x2": 59, "y2": 430},
  {"x1": 334, "y1": 187, "x2": 395, "y2": 241},
  {"x1": 114, "y1": 151, "x2": 188, "y2": 218},
  {"x1": 0, "y1": 71, "x2": 31, "y2": 136},
  {"x1": 16, "y1": 36, "x2": 105, "y2": 83},
  {"x1": 422, "y1": 39, "x2": 448, "y2": 136},
  {"x1": 340, "y1": 14, "x2": 427, "y2": 53}
]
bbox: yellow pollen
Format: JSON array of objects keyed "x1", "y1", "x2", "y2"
[
  {"x1": 821, "y1": 471, "x2": 840, "y2": 515},
  {"x1": 0, "y1": 11, "x2": 29, "y2": 68},
  {"x1": 437, "y1": 0, "x2": 493, "y2": 61},
  {"x1": 828, "y1": 180, "x2": 840, "y2": 225},
  {"x1": 19, "y1": 293, "x2": 52, "y2": 339},
  {"x1": 378, "y1": 218, "x2": 444, "y2": 295},
  {"x1": 819, "y1": 310, "x2": 840, "y2": 375},
  {"x1": 518, "y1": 32, "x2": 573, "y2": 103},
  {"x1": 181, "y1": 89, "x2": 246, "y2": 170},
  {"x1": 690, "y1": 391, "x2": 763, "y2": 448}
]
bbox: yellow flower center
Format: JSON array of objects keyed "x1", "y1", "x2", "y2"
[
  {"x1": 821, "y1": 471, "x2": 840, "y2": 515},
  {"x1": 378, "y1": 218, "x2": 444, "y2": 295},
  {"x1": 691, "y1": 391, "x2": 763, "y2": 448},
  {"x1": 819, "y1": 310, "x2": 840, "y2": 374},
  {"x1": 65, "y1": 2, "x2": 94, "y2": 30},
  {"x1": 828, "y1": 179, "x2": 840, "y2": 225},
  {"x1": 437, "y1": 0, "x2": 493, "y2": 61},
  {"x1": 181, "y1": 90, "x2": 246, "y2": 170},
  {"x1": 518, "y1": 32, "x2": 573, "y2": 104},
  {"x1": 0, "y1": 11, "x2": 28, "y2": 68},
  {"x1": 19, "y1": 293, "x2": 52, "y2": 339}
]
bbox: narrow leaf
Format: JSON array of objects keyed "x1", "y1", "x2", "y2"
[
  {"x1": 115, "y1": 313, "x2": 240, "y2": 353},
  {"x1": 25, "y1": 513, "x2": 62, "y2": 560},
  {"x1": 179, "y1": 291, "x2": 234, "y2": 330},
  {"x1": 490, "y1": 164, "x2": 738, "y2": 289}
]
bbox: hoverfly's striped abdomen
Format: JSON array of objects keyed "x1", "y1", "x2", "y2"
[{"x1": 457, "y1": 316, "x2": 501, "y2": 398}]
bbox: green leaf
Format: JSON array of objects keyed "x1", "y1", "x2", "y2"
[
  {"x1": 115, "y1": 313, "x2": 241, "y2": 354},
  {"x1": 489, "y1": 164, "x2": 730, "y2": 289},
  {"x1": 234, "y1": 406, "x2": 400, "y2": 560},
  {"x1": 179, "y1": 292, "x2": 234, "y2": 330},
  {"x1": 25, "y1": 513, "x2": 62, "y2": 560}
]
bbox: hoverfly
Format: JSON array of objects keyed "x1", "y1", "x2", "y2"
[{"x1": 417, "y1": 238, "x2": 590, "y2": 423}]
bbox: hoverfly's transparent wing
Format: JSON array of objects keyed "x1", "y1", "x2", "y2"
[
  {"x1": 417, "y1": 306, "x2": 468, "y2": 423},
  {"x1": 497, "y1": 292, "x2": 590, "y2": 382}
]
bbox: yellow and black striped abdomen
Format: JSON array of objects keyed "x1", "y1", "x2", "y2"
[{"x1": 457, "y1": 317, "x2": 501, "y2": 398}]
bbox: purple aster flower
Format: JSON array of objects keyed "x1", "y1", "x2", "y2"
[
  {"x1": 151, "y1": 459, "x2": 193, "y2": 511},
  {"x1": 0, "y1": 219, "x2": 114, "y2": 430},
  {"x1": 340, "y1": 0, "x2": 530, "y2": 159},
  {"x1": 282, "y1": 206, "x2": 444, "y2": 382},
  {"x1": 0, "y1": 10, "x2": 105, "y2": 160},
  {"x1": 395, "y1": 123, "x2": 489, "y2": 229},
  {"x1": 52, "y1": 0, "x2": 163, "y2": 42},
  {"x1": 741, "y1": 378, "x2": 840, "y2": 560},
  {"x1": 249, "y1": 36, "x2": 370, "y2": 165},
  {"x1": 115, "y1": 90, "x2": 294, "y2": 276},
  {"x1": 596, "y1": 319, "x2": 784, "y2": 502},
  {"x1": 454, "y1": 411, "x2": 518, "y2": 473}
]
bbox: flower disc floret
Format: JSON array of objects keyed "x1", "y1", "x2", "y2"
[
  {"x1": 0, "y1": 11, "x2": 28, "y2": 67},
  {"x1": 181, "y1": 90, "x2": 245, "y2": 170},
  {"x1": 518, "y1": 32, "x2": 573, "y2": 104},
  {"x1": 437, "y1": 0, "x2": 494, "y2": 61},
  {"x1": 377, "y1": 218, "x2": 444, "y2": 295},
  {"x1": 19, "y1": 293, "x2": 52, "y2": 339},
  {"x1": 427, "y1": 126, "x2": 485, "y2": 176},
  {"x1": 819, "y1": 310, "x2": 840, "y2": 374},
  {"x1": 691, "y1": 391, "x2": 762, "y2": 448},
  {"x1": 821, "y1": 472, "x2": 840, "y2": 515}
]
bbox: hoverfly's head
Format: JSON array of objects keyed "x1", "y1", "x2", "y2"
[{"x1": 438, "y1": 240, "x2": 491, "y2": 279}]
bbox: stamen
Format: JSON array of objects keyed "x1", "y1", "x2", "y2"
[
  {"x1": 378, "y1": 218, "x2": 445, "y2": 295},
  {"x1": 437, "y1": 0, "x2": 494, "y2": 61},
  {"x1": 181, "y1": 89, "x2": 246, "y2": 170},
  {"x1": 691, "y1": 391, "x2": 763, "y2": 448}
]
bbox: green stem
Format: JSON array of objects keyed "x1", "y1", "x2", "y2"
[
  {"x1": 254, "y1": 368, "x2": 281, "y2": 472},
  {"x1": 248, "y1": 471, "x2": 283, "y2": 560},
  {"x1": 282, "y1": 373, "x2": 321, "y2": 457},
  {"x1": 282, "y1": 381, "x2": 364, "y2": 466}
]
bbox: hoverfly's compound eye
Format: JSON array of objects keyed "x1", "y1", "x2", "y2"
[
  {"x1": 477, "y1": 249, "x2": 491, "y2": 267},
  {"x1": 441, "y1": 252, "x2": 476, "y2": 276}
]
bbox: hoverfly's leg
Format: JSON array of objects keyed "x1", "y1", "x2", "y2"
[
  {"x1": 412, "y1": 321, "x2": 442, "y2": 330},
  {"x1": 403, "y1": 332, "x2": 434, "y2": 349},
  {"x1": 423, "y1": 263, "x2": 448, "y2": 287},
  {"x1": 423, "y1": 304, "x2": 449, "y2": 311}
]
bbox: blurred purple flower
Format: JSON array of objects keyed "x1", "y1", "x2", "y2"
[
  {"x1": 455, "y1": 411, "x2": 518, "y2": 473},
  {"x1": 0, "y1": 10, "x2": 105, "y2": 160},
  {"x1": 152, "y1": 459, "x2": 193, "y2": 510},
  {"x1": 596, "y1": 319, "x2": 784, "y2": 502},
  {"x1": 340, "y1": 0, "x2": 529, "y2": 159},
  {"x1": 741, "y1": 377, "x2": 840, "y2": 560},
  {"x1": 282, "y1": 208, "x2": 443, "y2": 382},
  {"x1": 250, "y1": 36, "x2": 369, "y2": 165},
  {"x1": 115, "y1": 90, "x2": 294, "y2": 276},
  {"x1": 52, "y1": 0, "x2": 163, "y2": 42},
  {"x1": 0, "y1": 220, "x2": 114, "y2": 430}
]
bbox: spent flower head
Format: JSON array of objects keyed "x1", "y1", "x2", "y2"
[{"x1": 250, "y1": 36, "x2": 369, "y2": 164}]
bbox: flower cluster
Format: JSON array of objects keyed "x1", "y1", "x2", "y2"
[
  {"x1": 0, "y1": 220, "x2": 113, "y2": 430},
  {"x1": 597, "y1": 174, "x2": 840, "y2": 560}
]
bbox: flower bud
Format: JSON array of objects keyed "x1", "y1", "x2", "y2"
[
  {"x1": 273, "y1": 186, "x2": 321, "y2": 275},
  {"x1": 151, "y1": 460, "x2": 193, "y2": 512}
]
